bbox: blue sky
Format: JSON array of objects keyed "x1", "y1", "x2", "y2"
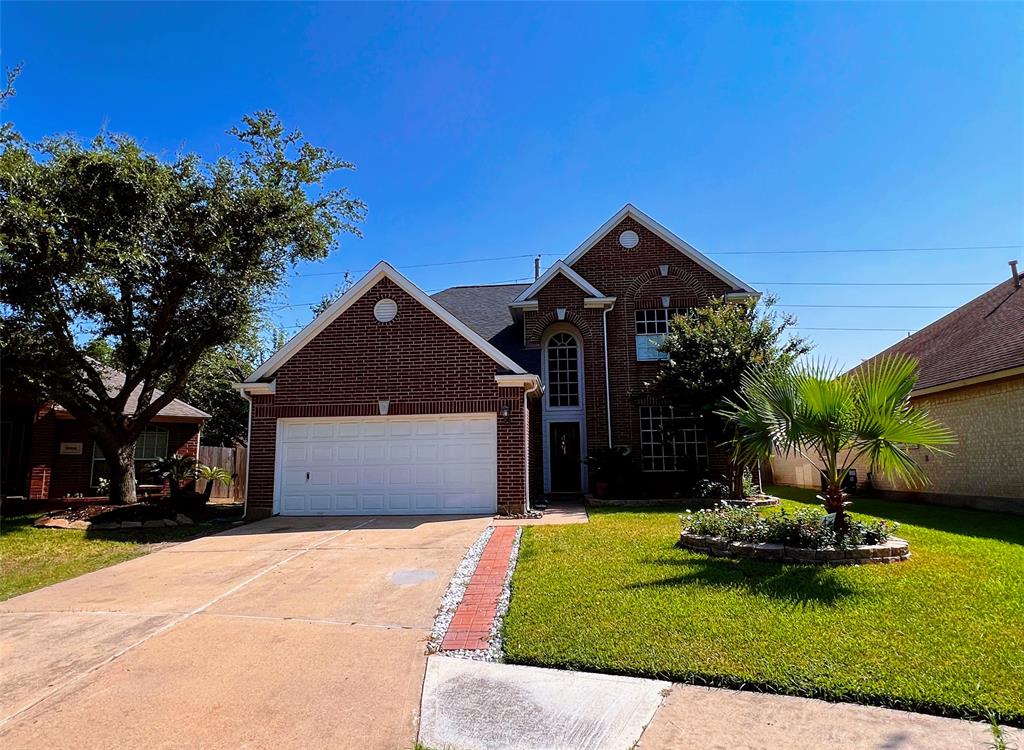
[{"x1": 4, "y1": 2, "x2": 1022, "y2": 368}]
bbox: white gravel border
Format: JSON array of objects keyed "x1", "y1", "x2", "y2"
[
  {"x1": 426, "y1": 525, "x2": 494, "y2": 654},
  {"x1": 427, "y1": 526, "x2": 523, "y2": 662}
]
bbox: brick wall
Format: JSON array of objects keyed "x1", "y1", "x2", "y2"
[
  {"x1": 245, "y1": 277, "x2": 529, "y2": 519},
  {"x1": 768, "y1": 374, "x2": 1024, "y2": 511},
  {"x1": 28, "y1": 412, "x2": 201, "y2": 500},
  {"x1": 524, "y1": 216, "x2": 737, "y2": 495}
]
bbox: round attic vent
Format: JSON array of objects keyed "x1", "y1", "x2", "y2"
[
  {"x1": 373, "y1": 298, "x2": 398, "y2": 323},
  {"x1": 619, "y1": 230, "x2": 639, "y2": 249}
]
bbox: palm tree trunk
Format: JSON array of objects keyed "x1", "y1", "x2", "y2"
[{"x1": 822, "y1": 483, "x2": 849, "y2": 537}]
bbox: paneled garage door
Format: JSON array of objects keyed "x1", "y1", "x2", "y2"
[{"x1": 275, "y1": 414, "x2": 498, "y2": 515}]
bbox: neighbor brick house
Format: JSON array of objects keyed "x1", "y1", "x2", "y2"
[
  {"x1": 1, "y1": 365, "x2": 208, "y2": 501},
  {"x1": 234, "y1": 205, "x2": 758, "y2": 519},
  {"x1": 769, "y1": 264, "x2": 1024, "y2": 513}
]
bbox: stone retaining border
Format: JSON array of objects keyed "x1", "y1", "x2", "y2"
[
  {"x1": 34, "y1": 514, "x2": 195, "y2": 531},
  {"x1": 678, "y1": 532, "x2": 910, "y2": 565}
]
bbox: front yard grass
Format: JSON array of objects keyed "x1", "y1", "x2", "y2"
[
  {"x1": 0, "y1": 513, "x2": 241, "y2": 601},
  {"x1": 503, "y1": 486, "x2": 1024, "y2": 724}
]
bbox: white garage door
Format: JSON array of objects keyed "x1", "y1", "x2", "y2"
[{"x1": 275, "y1": 414, "x2": 498, "y2": 516}]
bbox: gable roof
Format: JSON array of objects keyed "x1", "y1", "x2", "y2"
[
  {"x1": 431, "y1": 283, "x2": 540, "y2": 375},
  {"x1": 563, "y1": 204, "x2": 758, "y2": 295},
  {"x1": 54, "y1": 362, "x2": 210, "y2": 420},
  {"x1": 511, "y1": 261, "x2": 608, "y2": 303},
  {"x1": 858, "y1": 276, "x2": 1024, "y2": 392},
  {"x1": 246, "y1": 262, "x2": 529, "y2": 383}
]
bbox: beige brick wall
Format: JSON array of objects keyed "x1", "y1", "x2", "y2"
[{"x1": 769, "y1": 374, "x2": 1024, "y2": 501}]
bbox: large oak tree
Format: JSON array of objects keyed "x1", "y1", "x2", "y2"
[{"x1": 0, "y1": 111, "x2": 364, "y2": 502}]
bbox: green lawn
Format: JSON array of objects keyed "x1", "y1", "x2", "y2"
[
  {"x1": 0, "y1": 514, "x2": 241, "y2": 601},
  {"x1": 504, "y1": 486, "x2": 1024, "y2": 723}
]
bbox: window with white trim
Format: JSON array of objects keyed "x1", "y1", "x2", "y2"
[
  {"x1": 635, "y1": 309, "x2": 682, "y2": 361},
  {"x1": 639, "y1": 406, "x2": 707, "y2": 472},
  {"x1": 546, "y1": 332, "x2": 580, "y2": 407},
  {"x1": 92, "y1": 425, "x2": 170, "y2": 487}
]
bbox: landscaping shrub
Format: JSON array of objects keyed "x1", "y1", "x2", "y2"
[
  {"x1": 692, "y1": 479, "x2": 730, "y2": 500},
  {"x1": 681, "y1": 502, "x2": 897, "y2": 549}
]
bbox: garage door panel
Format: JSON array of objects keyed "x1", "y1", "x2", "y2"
[{"x1": 276, "y1": 414, "x2": 497, "y2": 516}]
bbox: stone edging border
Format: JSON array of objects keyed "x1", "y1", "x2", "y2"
[
  {"x1": 678, "y1": 532, "x2": 910, "y2": 565},
  {"x1": 35, "y1": 513, "x2": 195, "y2": 531}
]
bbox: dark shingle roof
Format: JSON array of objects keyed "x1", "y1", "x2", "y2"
[
  {"x1": 431, "y1": 283, "x2": 541, "y2": 375},
  {"x1": 860, "y1": 276, "x2": 1024, "y2": 391},
  {"x1": 55, "y1": 362, "x2": 210, "y2": 420}
]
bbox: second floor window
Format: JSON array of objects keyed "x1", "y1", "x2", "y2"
[
  {"x1": 546, "y1": 332, "x2": 580, "y2": 407},
  {"x1": 635, "y1": 309, "x2": 682, "y2": 361}
]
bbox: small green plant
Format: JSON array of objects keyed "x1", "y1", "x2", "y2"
[
  {"x1": 692, "y1": 479, "x2": 729, "y2": 500},
  {"x1": 197, "y1": 464, "x2": 232, "y2": 500},
  {"x1": 742, "y1": 467, "x2": 759, "y2": 498},
  {"x1": 96, "y1": 477, "x2": 110, "y2": 497},
  {"x1": 146, "y1": 454, "x2": 198, "y2": 498},
  {"x1": 985, "y1": 710, "x2": 1012, "y2": 750}
]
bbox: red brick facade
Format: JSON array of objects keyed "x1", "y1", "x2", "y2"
[
  {"x1": 244, "y1": 277, "x2": 530, "y2": 519},
  {"x1": 524, "y1": 215, "x2": 736, "y2": 495},
  {"x1": 22, "y1": 405, "x2": 201, "y2": 500}
]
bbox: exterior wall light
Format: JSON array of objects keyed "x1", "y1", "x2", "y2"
[
  {"x1": 378, "y1": 399, "x2": 390, "y2": 415},
  {"x1": 499, "y1": 402, "x2": 511, "y2": 422}
]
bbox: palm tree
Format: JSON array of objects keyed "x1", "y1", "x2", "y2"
[
  {"x1": 719, "y1": 354, "x2": 955, "y2": 536},
  {"x1": 197, "y1": 464, "x2": 232, "y2": 501}
]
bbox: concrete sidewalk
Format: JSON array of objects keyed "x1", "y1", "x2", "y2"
[{"x1": 419, "y1": 657, "x2": 1022, "y2": 750}]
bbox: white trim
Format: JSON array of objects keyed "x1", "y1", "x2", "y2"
[
  {"x1": 563, "y1": 204, "x2": 758, "y2": 294},
  {"x1": 240, "y1": 391, "x2": 252, "y2": 519},
  {"x1": 540, "y1": 325, "x2": 587, "y2": 493},
  {"x1": 909, "y1": 366, "x2": 1024, "y2": 397},
  {"x1": 246, "y1": 261, "x2": 526, "y2": 383},
  {"x1": 724, "y1": 291, "x2": 760, "y2": 301},
  {"x1": 583, "y1": 296, "x2": 616, "y2": 309},
  {"x1": 232, "y1": 381, "x2": 276, "y2": 396},
  {"x1": 495, "y1": 374, "x2": 543, "y2": 390},
  {"x1": 512, "y1": 261, "x2": 607, "y2": 303},
  {"x1": 509, "y1": 300, "x2": 539, "y2": 311}
]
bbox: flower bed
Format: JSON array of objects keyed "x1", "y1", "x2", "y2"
[{"x1": 678, "y1": 504, "x2": 908, "y2": 565}]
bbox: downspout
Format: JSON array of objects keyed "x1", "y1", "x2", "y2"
[
  {"x1": 523, "y1": 377, "x2": 542, "y2": 512},
  {"x1": 603, "y1": 304, "x2": 614, "y2": 447},
  {"x1": 239, "y1": 391, "x2": 253, "y2": 519}
]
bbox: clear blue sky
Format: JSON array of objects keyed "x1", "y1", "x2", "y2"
[{"x1": 4, "y1": 2, "x2": 1022, "y2": 368}]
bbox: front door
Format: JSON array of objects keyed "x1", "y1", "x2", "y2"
[{"x1": 549, "y1": 422, "x2": 581, "y2": 493}]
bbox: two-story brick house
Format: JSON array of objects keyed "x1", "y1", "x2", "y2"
[{"x1": 235, "y1": 205, "x2": 758, "y2": 518}]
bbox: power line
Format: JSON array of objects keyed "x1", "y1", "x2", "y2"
[
  {"x1": 756, "y1": 281, "x2": 996, "y2": 286},
  {"x1": 795, "y1": 327, "x2": 915, "y2": 332},
  {"x1": 712, "y1": 244, "x2": 1021, "y2": 255},
  {"x1": 781, "y1": 303, "x2": 953, "y2": 309}
]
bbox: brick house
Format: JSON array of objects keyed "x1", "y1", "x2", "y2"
[
  {"x1": 769, "y1": 265, "x2": 1024, "y2": 513},
  {"x1": 1, "y1": 365, "x2": 208, "y2": 501},
  {"x1": 234, "y1": 205, "x2": 758, "y2": 519}
]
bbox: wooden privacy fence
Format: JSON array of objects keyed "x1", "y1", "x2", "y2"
[{"x1": 197, "y1": 445, "x2": 247, "y2": 501}]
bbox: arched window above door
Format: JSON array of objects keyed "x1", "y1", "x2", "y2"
[{"x1": 546, "y1": 331, "x2": 580, "y2": 407}]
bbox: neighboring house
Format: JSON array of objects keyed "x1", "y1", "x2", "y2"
[
  {"x1": 234, "y1": 204, "x2": 758, "y2": 518},
  {"x1": 1, "y1": 365, "x2": 209, "y2": 501},
  {"x1": 770, "y1": 265, "x2": 1024, "y2": 513}
]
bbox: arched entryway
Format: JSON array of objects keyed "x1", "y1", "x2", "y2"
[{"x1": 541, "y1": 325, "x2": 587, "y2": 493}]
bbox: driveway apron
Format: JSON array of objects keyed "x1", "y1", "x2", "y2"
[{"x1": 0, "y1": 514, "x2": 490, "y2": 749}]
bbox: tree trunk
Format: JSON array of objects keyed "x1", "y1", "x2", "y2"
[
  {"x1": 728, "y1": 461, "x2": 745, "y2": 500},
  {"x1": 106, "y1": 444, "x2": 138, "y2": 505},
  {"x1": 821, "y1": 483, "x2": 849, "y2": 538}
]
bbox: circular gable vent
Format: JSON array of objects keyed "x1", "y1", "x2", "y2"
[
  {"x1": 373, "y1": 298, "x2": 398, "y2": 323},
  {"x1": 619, "y1": 230, "x2": 639, "y2": 249}
]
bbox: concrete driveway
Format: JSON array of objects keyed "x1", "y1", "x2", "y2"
[{"x1": 0, "y1": 514, "x2": 490, "y2": 749}]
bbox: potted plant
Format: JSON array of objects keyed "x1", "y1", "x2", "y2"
[
  {"x1": 719, "y1": 354, "x2": 954, "y2": 537},
  {"x1": 583, "y1": 446, "x2": 631, "y2": 498},
  {"x1": 197, "y1": 464, "x2": 232, "y2": 501}
]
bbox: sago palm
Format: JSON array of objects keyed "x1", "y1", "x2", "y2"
[{"x1": 718, "y1": 354, "x2": 955, "y2": 536}]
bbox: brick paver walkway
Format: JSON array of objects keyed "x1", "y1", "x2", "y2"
[{"x1": 440, "y1": 526, "x2": 518, "y2": 651}]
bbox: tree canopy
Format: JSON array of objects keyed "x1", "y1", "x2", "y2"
[
  {"x1": 0, "y1": 111, "x2": 365, "y2": 501},
  {"x1": 647, "y1": 295, "x2": 810, "y2": 496}
]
